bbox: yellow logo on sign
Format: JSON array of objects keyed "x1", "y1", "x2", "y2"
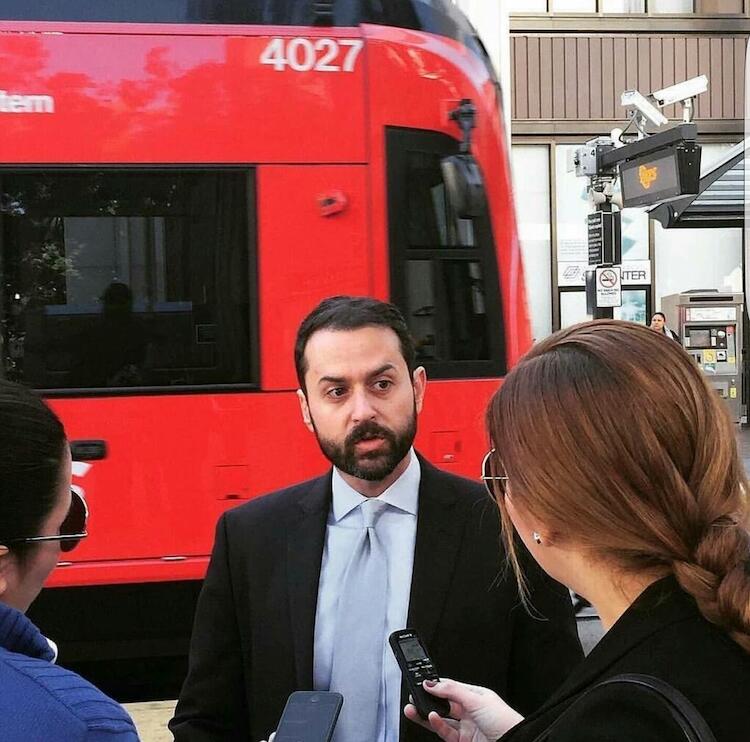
[{"x1": 639, "y1": 164, "x2": 658, "y2": 189}]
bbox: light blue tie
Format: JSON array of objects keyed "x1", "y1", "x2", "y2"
[{"x1": 330, "y1": 498, "x2": 389, "y2": 742}]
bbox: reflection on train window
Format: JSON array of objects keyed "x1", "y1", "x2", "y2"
[
  {"x1": 407, "y1": 151, "x2": 476, "y2": 249},
  {"x1": 387, "y1": 128, "x2": 505, "y2": 379},
  {"x1": 0, "y1": 169, "x2": 255, "y2": 391}
]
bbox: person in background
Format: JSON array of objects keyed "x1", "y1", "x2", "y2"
[
  {"x1": 171, "y1": 296, "x2": 582, "y2": 742},
  {"x1": 649, "y1": 311, "x2": 680, "y2": 343},
  {"x1": 0, "y1": 380, "x2": 140, "y2": 741},
  {"x1": 408, "y1": 320, "x2": 750, "y2": 742}
]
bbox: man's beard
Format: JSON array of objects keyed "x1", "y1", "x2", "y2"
[{"x1": 312, "y1": 408, "x2": 417, "y2": 482}]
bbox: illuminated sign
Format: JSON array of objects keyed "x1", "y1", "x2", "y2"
[
  {"x1": 638, "y1": 164, "x2": 658, "y2": 189},
  {"x1": 619, "y1": 142, "x2": 700, "y2": 208}
]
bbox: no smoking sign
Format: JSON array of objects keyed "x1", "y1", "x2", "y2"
[{"x1": 595, "y1": 265, "x2": 622, "y2": 308}]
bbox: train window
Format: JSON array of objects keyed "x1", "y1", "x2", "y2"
[
  {"x1": 0, "y1": 169, "x2": 256, "y2": 393},
  {"x1": 387, "y1": 128, "x2": 505, "y2": 380}
]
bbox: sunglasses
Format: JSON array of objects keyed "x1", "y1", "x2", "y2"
[
  {"x1": 481, "y1": 448, "x2": 509, "y2": 499},
  {"x1": 2, "y1": 490, "x2": 88, "y2": 553}
]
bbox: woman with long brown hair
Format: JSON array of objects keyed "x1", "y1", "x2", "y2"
[{"x1": 406, "y1": 320, "x2": 750, "y2": 741}]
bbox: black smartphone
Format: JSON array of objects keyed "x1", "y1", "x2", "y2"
[
  {"x1": 274, "y1": 691, "x2": 343, "y2": 742},
  {"x1": 389, "y1": 628, "x2": 451, "y2": 720}
]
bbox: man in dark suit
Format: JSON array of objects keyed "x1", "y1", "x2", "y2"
[{"x1": 170, "y1": 296, "x2": 582, "y2": 742}]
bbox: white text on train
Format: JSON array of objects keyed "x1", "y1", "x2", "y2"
[{"x1": 0, "y1": 91, "x2": 55, "y2": 113}]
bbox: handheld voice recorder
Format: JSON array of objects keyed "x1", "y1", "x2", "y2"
[{"x1": 389, "y1": 628, "x2": 451, "y2": 720}]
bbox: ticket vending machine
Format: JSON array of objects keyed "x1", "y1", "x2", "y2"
[{"x1": 661, "y1": 291, "x2": 744, "y2": 423}]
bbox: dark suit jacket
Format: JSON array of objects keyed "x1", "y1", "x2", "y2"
[
  {"x1": 502, "y1": 576, "x2": 750, "y2": 742},
  {"x1": 170, "y1": 456, "x2": 583, "y2": 742}
]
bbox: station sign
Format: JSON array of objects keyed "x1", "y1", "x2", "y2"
[
  {"x1": 558, "y1": 259, "x2": 650, "y2": 288},
  {"x1": 587, "y1": 211, "x2": 621, "y2": 265},
  {"x1": 620, "y1": 259, "x2": 651, "y2": 285},
  {"x1": 587, "y1": 212, "x2": 604, "y2": 265}
]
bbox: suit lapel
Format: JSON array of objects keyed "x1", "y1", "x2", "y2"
[
  {"x1": 406, "y1": 457, "x2": 468, "y2": 647},
  {"x1": 286, "y1": 472, "x2": 332, "y2": 689}
]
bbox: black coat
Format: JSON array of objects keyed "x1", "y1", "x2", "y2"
[
  {"x1": 501, "y1": 576, "x2": 750, "y2": 742},
  {"x1": 663, "y1": 327, "x2": 681, "y2": 344},
  {"x1": 170, "y1": 455, "x2": 583, "y2": 742}
]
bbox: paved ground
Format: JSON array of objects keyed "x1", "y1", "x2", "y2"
[
  {"x1": 125, "y1": 701, "x2": 176, "y2": 742},
  {"x1": 125, "y1": 427, "x2": 750, "y2": 740}
]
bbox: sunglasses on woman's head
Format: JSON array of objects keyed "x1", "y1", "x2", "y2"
[
  {"x1": 481, "y1": 448, "x2": 509, "y2": 499},
  {"x1": 1, "y1": 490, "x2": 88, "y2": 553}
]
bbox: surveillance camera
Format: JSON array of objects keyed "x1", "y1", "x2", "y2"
[
  {"x1": 620, "y1": 89, "x2": 668, "y2": 127},
  {"x1": 652, "y1": 75, "x2": 708, "y2": 107},
  {"x1": 568, "y1": 137, "x2": 615, "y2": 177}
]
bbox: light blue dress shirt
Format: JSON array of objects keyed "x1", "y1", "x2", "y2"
[{"x1": 313, "y1": 450, "x2": 420, "y2": 742}]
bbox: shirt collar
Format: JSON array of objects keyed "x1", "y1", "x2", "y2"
[
  {"x1": 331, "y1": 448, "x2": 420, "y2": 522},
  {"x1": 0, "y1": 601, "x2": 56, "y2": 663}
]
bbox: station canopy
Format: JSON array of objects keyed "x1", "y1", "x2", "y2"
[{"x1": 647, "y1": 138, "x2": 746, "y2": 230}]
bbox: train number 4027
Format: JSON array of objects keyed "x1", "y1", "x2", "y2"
[{"x1": 260, "y1": 38, "x2": 364, "y2": 73}]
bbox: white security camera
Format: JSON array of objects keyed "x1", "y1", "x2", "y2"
[
  {"x1": 620, "y1": 89, "x2": 668, "y2": 127},
  {"x1": 652, "y1": 75, "x2": 708, "y2": 107}
]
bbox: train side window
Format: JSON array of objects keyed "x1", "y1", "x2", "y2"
[
  {"x1": 387, "y1": 128, "x2": 506, "y2": 379},
  {"x1": 0, "y1": 169, "x2": 257, "y2": 393}
]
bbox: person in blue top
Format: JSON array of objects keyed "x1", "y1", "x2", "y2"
[{"x1": 0, "y1": 379, "x2": 139, "y2": 741}]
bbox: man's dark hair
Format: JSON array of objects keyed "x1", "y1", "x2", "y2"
[{"x1": 295, "y1": 296, "x2": 416, "y2": 391}]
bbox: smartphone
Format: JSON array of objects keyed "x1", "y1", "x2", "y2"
[
  {"x1": 274, "y1": 691, "x2": 343, "y2": 742},
  {"x1": 389, "y1": 628, "x2": 451, "y2": 720}
]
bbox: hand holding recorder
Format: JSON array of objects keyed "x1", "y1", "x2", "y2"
[
  {"x1": 390, "y1": 627, "x2": 522, "y2": 742},
  {"x1": 404, "y1": 678, "x2": 523, "y2": 742}
]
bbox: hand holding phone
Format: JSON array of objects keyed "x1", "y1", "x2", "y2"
[
  {"x1": 389, "y1": 628, "x2": 451, "y2": 720},
  {"x1": 274, "y1": 691, "x2": 343, "y2": 742}
]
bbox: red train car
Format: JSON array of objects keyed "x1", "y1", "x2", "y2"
[{"x1": 0, "y1": 0, "x2": 529, "y2": 662}]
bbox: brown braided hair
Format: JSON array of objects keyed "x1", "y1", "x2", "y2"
[{"x1": 486, "y1": 320, "x2": 750, "y2": 652}]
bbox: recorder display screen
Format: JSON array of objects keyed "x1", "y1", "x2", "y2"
[{"x1": 400, "y1": 637, "x2": 427, "y2": 662}]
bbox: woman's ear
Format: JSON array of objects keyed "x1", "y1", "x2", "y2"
[{"x1": 0, "y1": 545, "x2": 10, "y2": 597}]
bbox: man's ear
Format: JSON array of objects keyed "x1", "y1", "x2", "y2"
[
  {"x1": 297, "y1": 389, "x2": 315, "y2": 433},
  {"x1": 412, "y1": 366, "x2": 427, "y2": 414}
]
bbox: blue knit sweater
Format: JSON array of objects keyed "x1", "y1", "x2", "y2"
[{"x1": 0, "y1": 602, "x2": 140, "y2": 741}]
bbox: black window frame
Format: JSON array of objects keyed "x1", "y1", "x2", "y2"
[
  {"x1": 0, "y1": 164, "x2": 259, "y2": 398},
  {"x1": 387, "y1": 127, "x2": 506, "y2": 380}
]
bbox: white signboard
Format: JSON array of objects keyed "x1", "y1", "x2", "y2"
[
  {"x1": 621, "y1": 260, "x2": 651, "y2": 285},
  {"x1": 596, "y1": 266, "x2": 622, "y2": 308},
  {"x1": 560, "y1": 260, "x2": 650, "y2": 288}
]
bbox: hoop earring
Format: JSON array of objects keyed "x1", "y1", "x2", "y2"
[{"x1": 533, "y1": 532, "x2": 543, "y2": 545}]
